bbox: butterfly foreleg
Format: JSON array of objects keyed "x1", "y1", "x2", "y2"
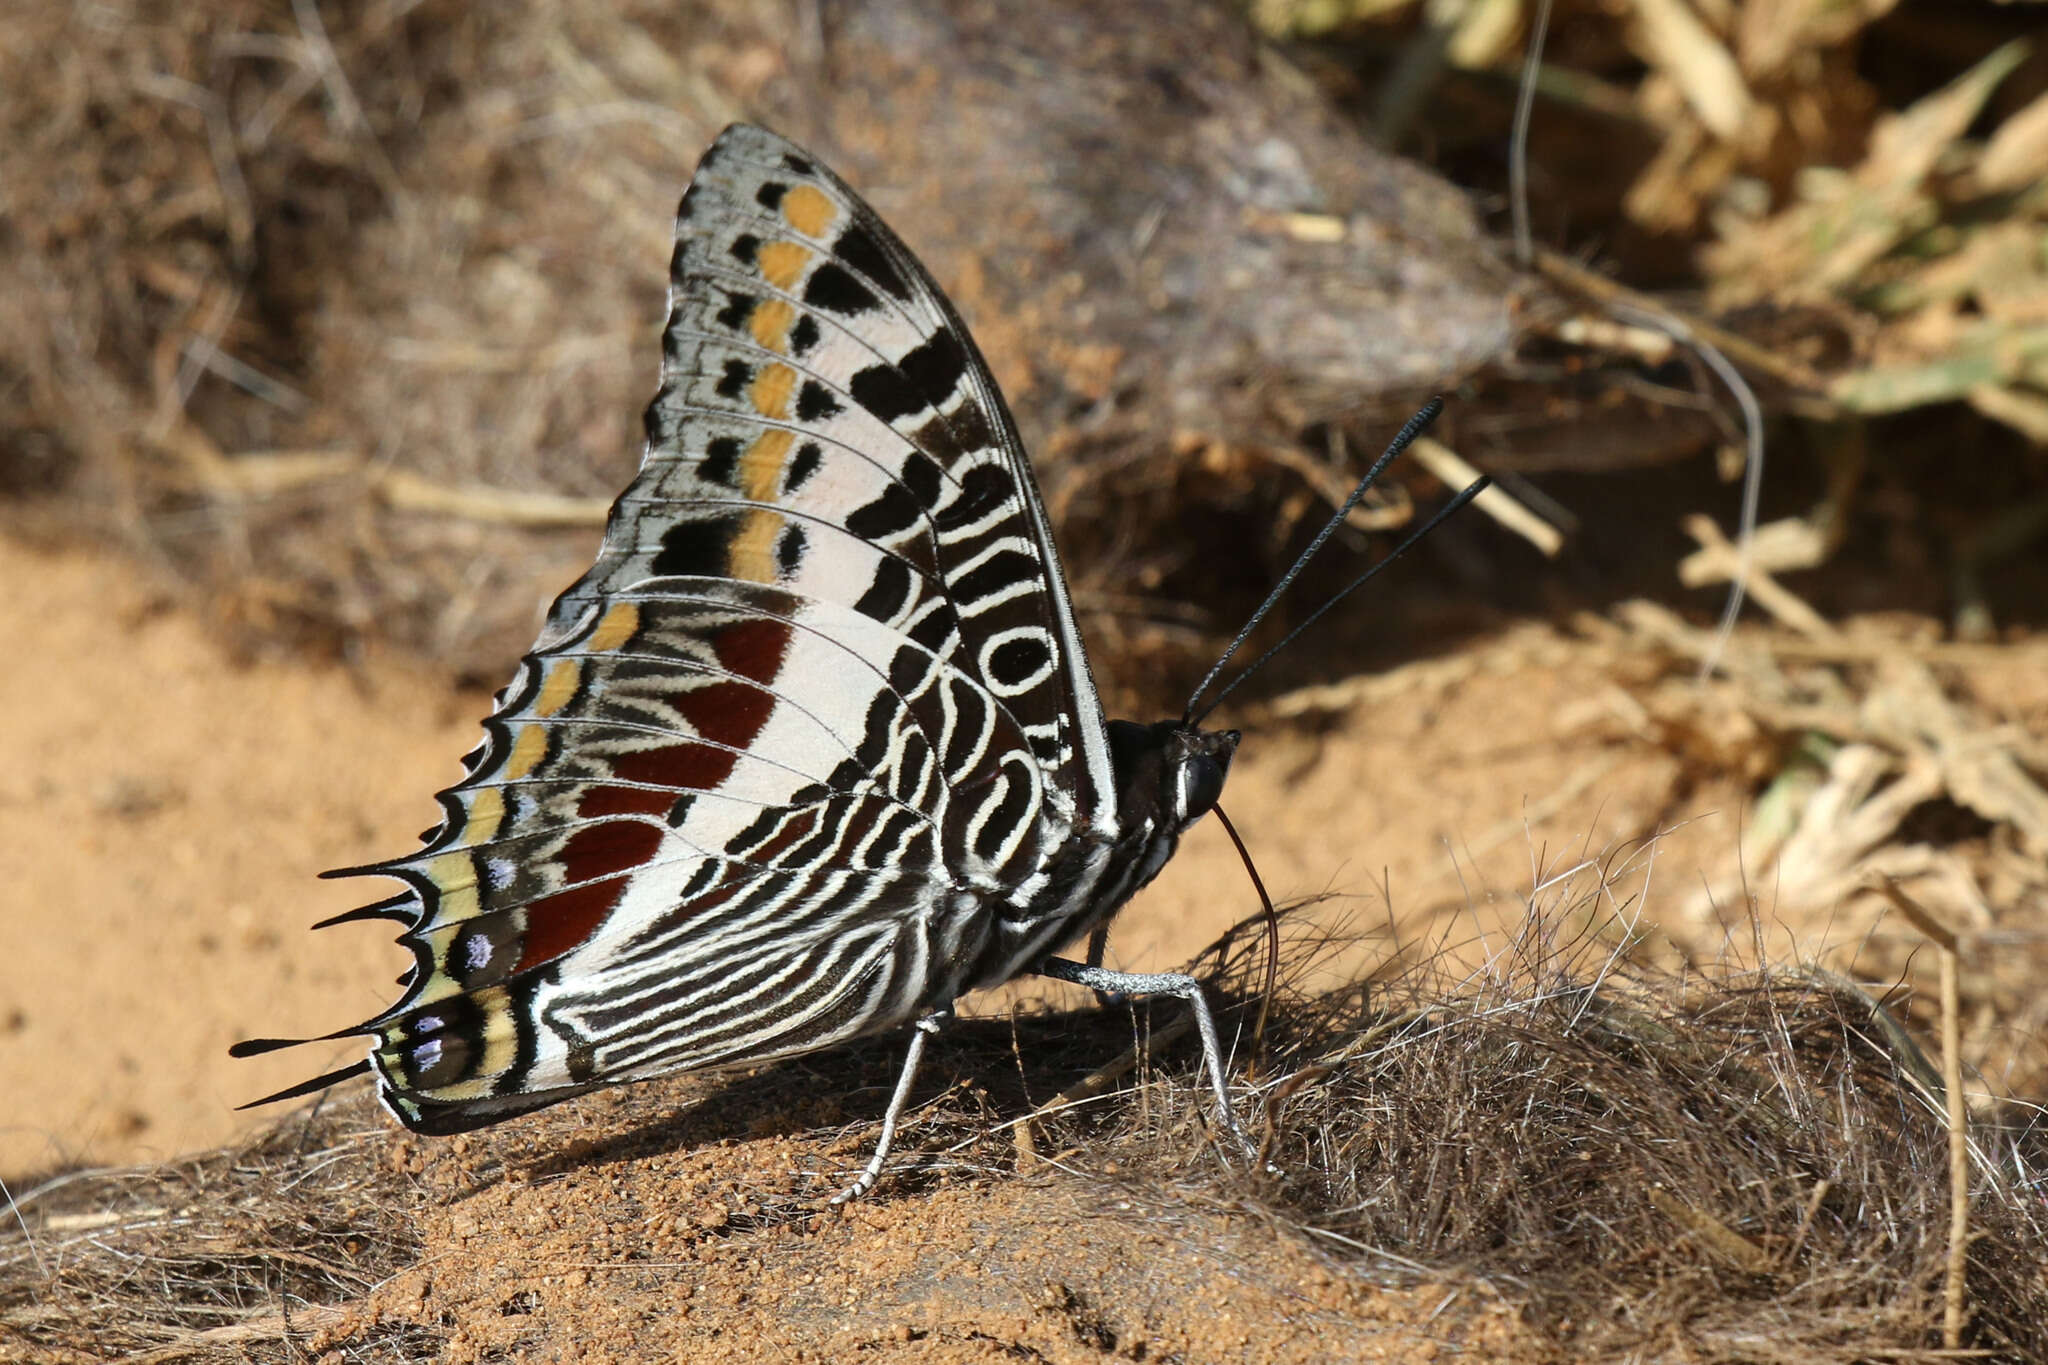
[
  {"x1": 829, "y1": 1006, "x2": 952, "y2": 1206},
  {"x1": 1033, "y1": 957, "x2": 1256, "y2": 1160}
]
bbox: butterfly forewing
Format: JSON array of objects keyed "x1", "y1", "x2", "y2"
[{"x1": 310, "y1": 125, "x2": 1120, "y2": 1132}]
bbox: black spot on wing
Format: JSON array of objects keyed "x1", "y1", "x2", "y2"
[
  {"x1": 449, "y1": 919, "x2": 520, "y2": 990},
  {"x1": 789, "y1": 314, "x2": 821, "y2": 356},
  {"x1": 852, "y1": 330, "x2": 971, "y2": 438},
  {"x1": 795, "y1": 380, "x2": 842, "y2": 422},
  {"x1": 653, "y1": 517, "x2": 740, "y2": 579},
  {"x1": 781, "y1": 153, "x2": 815, "y2": 176},
  {"x1": 700, "y1": 436, "x2": 742, "y2": 486},
  {"x1": 389, "y1": 993, "x2": 489, "y2": 1090},
  {"x1": 854, "y1": 556, "x2": 913, "y2": 621},
  {"x1": 849, "y1": 362, "x2": 923, "y2": 425},
  {"x1": 715, "y1": 292, "x2": 755, "y2": 332},
  {"x1": 845, "y1": 480, "x2": 922, "y2": 542},
  {"x1": 755, "y1": 181, "x2": 788, "y2": 211},
  {"x1": 730, "y1": 234, "x2": 761, "y2": 267},
  {"x1": 804, "y1": 263, "x2": 880, "y2": 317},
  {"x1": 715, "y1": 360, "x2": 750, "y2": 398},
  {"x1": 835, "y1": 223, "x2": 911, "y2": 301},
  {"x1": 852, "y1": 699, "x2": 894, "y2": 774},
  {"x1": 903, "y1": 453, "x2": 942, "y2": 508},
  {"x1": 776, "y1": 523, "x2": 806, "y2": 575},
  {"x1": 784, "y1": 441, "x2": 822, "y2": 492},
  {"x1": 900, "y1": 329, "x2": 969, "y2": 407}
]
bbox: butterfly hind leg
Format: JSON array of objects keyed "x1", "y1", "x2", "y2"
[
  {"x1": 1034, "y1": 957, "x2": 1257, "y2": 1159},
  {"x1": 829, "y1": 1007, "x2": 952, "y2": 1205}
]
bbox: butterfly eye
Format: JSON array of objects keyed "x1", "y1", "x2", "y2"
[{"x1": 1176, "y1": 754, "x2": 1226, "y2": 822}]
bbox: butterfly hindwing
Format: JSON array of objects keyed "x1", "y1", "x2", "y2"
[{"x1": 304, "y1": 125, "x2": 1121, "y2": 1129}]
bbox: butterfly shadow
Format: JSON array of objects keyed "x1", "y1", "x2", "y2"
[{"x1": 500, "y1": 993, "x2": 1258, "y2": 1204}]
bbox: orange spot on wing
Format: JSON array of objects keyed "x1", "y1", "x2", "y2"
[
  {"x1": 589, "y1": 601, "x2": 641, "y2": 652},
  {"x1": 504, "y1": 725, "x2": 550, "y2": 780},
  {"x1": 757, "y1": 241, "x2": 811, "y2": 291},
  {"x1": 781, "y1": 184, "x2": 837, "y2": 237},
  {"x1": 465, "y1": 786, "x2": 506, "y2": 844},
  {"x1": 728, "y1": 511, "x2": 784, "y2": 583},
  {"x1": 748, "y1": 297, "x2": 798, "y2": 352},
  {"x1": 738, "y1": 428, "x2": 794, "y2": 500},
  {"x1": 749, "y1": 363, "x2": 795, "y2": 419},
  {"x1": 534, "y1": 659, "x2": 582, "y2": 717}
]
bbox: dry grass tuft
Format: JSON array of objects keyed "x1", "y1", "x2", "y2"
[
  {"x1": 0, "y1": 1099, "x2": 426, "y2": 1362},
  {"x1": 5, "y1": 876, "x2": 2045, "y2": 1361},
  {"x1": 1007, "y1": 885, "x2": 2048, "y2": 1362}
]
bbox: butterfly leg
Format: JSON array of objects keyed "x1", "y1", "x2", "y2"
[
  {"x1": 1033, "y1": 957, "x2": 1255, "y2": 1158},
  {"x1": 829, "y1": 1007, "x2": 950, "y2": 1205}
]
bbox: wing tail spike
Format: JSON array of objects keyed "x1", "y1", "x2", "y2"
[
  {"x1": 229, "y1": 1022, "x2": 371, "y2": 1058},
  {"x1": 233, "y1": 1059, "x2": 375, "y2": 1111},
  {"x1": 311, "y1": 891, "x2": 417, "y2": 930},
  {"x1": 319, "y1": 856, "x2": 430, "y2": 884}
]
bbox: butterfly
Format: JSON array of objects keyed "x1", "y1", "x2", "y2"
[{"x1": 235, "y1": 124, "x2": 1475, "y2": 1202}]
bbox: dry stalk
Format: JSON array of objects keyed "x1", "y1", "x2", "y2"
[{"x1": 1879, "y1": 877, "x2": 1973, "y2": 1352}]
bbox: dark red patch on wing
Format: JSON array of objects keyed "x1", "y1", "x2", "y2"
[
  {"x1": 560, "y1": 818, "x2": 665, "y2": 885},
  {"x1": 713, "y1": 618, "x2": 793, "y2": 685},
  {"x1": 577, "y1": 783, "x2": 677, "y2": 819},
  {"x1": 671, "y1": 680, "x2": 775, "y2": 748},
  {"x1": 515, "y1": 874, "x2": 629, "y2": 972},
  {"x1": 611, "y1": 741, "x2": 740, "y2": 792}
]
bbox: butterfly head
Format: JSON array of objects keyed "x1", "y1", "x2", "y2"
[{"x1": 1107, "y1": 719, "x2": 1240, "y2": 834}]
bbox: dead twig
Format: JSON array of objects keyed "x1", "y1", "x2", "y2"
[{"x1": 1408, "y1": 436, "x2": 1563, "y2": 556}]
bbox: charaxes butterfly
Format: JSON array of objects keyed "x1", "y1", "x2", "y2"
[{"x1": 236, "y1": 124, "x2": 1477, "y2": 1201}]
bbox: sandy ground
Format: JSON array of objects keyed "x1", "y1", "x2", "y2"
[
  {"x1": 2, "y1": 533, "x2": 1748, "y2": 1181},
  {"x1": 13, "y1": 532, "x2": 2048, "y2": 1362}
]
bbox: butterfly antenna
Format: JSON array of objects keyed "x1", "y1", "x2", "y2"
[
  {"x1": 1189, "y1": 472, "x2": 1493, "y2": 727},
  {"x1": 1182, "y1": 398, "x2": 1444, "y2": 725}
]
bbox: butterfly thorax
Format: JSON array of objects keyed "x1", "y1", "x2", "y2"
[{"x1": 961, "y1": 719, "x2": 1238, "y2": 995}]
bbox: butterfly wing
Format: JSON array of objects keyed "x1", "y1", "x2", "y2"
[{"x1": 257, "y1": 125, "x2": 1121, "y2": 1133}]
